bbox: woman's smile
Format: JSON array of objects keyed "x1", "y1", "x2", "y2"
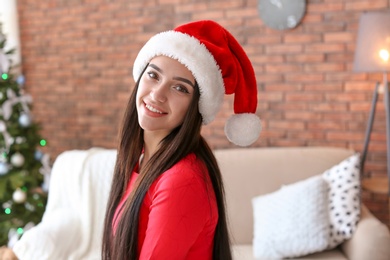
[{"x1": 144, "y1": 102, "x2": 166, "y2": 114}]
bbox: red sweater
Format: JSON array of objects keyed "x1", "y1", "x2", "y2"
[{"x1": 113, "y1": 153, "x2": 218, "y2": 259}]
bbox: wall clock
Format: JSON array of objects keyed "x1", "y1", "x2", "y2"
[{"x1": 258, "y1": 0, "x2": 306, "y2": 30}]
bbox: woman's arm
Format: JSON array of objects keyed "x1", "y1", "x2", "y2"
[{"x1": 0, "y1": 246, "x2": 18, "y2": 260}]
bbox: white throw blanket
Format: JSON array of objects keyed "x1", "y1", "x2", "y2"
[{"x1": 13, "y1": 148, "x2": 117, "y2": 260}]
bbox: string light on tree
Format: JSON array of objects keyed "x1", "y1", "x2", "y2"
[{"x1": 40, "y1": 139, "x2": 47, "y2": 147}]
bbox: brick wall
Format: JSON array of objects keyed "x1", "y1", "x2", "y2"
[{"x1": 17, "y1": 0, "x2": 390, "y2": 225}]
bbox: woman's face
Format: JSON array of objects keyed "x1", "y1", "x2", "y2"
[{"x1": 136, "y1": 56, "x2": 196, "y2": 137}]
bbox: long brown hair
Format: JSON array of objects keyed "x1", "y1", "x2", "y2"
[{"x1": 102, "y1": 65, "x2": 232, "y2": 260}]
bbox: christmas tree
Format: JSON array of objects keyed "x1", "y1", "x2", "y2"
[{"x1": 0, "y1": 24, "x2": 51, "y2": 247}]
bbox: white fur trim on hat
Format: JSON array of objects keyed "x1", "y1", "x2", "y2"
[
  {"x1": 224, "y1": 113, "x2": 262, "y2": 146},
  {"x1": 133, "y1": 31, "x2": 225, "y2": 125}
]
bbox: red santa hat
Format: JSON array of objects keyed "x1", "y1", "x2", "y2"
[{"x1": 133, "y1": 20, "x2": 261, "y2": 146}]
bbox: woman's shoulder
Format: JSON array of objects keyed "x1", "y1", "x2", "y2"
[{"x1": 154, "y1": 153, "x2": 209, "y2": 188}]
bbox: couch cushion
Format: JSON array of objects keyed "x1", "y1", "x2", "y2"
[
  {"x1": 214, "y1": 147, "x2": 355, "y2": 244},
  {"x1": 341, "y1": 204, "x2": 390, "y2": 260},
  {"x1": 252, "y1": 175, "x2": 330, "y2": 259},
  {"x1": 232, "y1": 245, "x2": 347, "y2": 260}
]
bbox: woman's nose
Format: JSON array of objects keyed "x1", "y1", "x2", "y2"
[{"x1": 150, "y1": 84, "x2": 167, "y2": 103}]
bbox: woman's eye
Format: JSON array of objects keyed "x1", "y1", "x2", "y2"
[
  {"x1": 174, "y1": 85, "x2": 190, "y2": 94},
  {"x1": 147, "y1": 71, "x2": 158, "y2": 80}
]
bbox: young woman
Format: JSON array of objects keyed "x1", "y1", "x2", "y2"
[{"x1": 102, "y1": 20, "x2": 261, "y2": 260}]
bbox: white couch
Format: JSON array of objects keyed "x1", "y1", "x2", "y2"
[{"x1": 13, "y1": 147, "x2": 390, "y2": 260}]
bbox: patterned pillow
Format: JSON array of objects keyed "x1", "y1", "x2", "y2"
[
  {"x1": 322, "y1": 153, "x2": 361, "y2": 249},
  {"x1": 252, "y1": 175, "x2": 330, "y2": 259}
]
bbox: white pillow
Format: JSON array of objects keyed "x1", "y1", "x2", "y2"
[
  {"x1": 252, "y1": 175, "x2": 330, "y2": 259},
  {"x1": 322, "y1": 153, "x2": 361, "y2": 249}
]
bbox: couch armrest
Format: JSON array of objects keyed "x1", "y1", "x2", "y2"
[{"x1": 341, "y1": 204, "x2": 390, "y2": 260}]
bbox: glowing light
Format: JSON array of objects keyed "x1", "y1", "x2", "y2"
[
  {"x1": 17, "y1": 227, "x2": 24, "y2": 235},
  {"x1": 1, "y1": 73, "x2": 8, "y2": 80},
  {"x1": 40, "y1": 139, "x2": 47, "y2": 146},
  {"x1": 5, "y1": 208, "x2": 11, "y2": 214},
  {"x1": 379, "y1": 49, "x2": 389, "y2": 62}
]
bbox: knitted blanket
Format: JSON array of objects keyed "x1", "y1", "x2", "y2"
[{"x1": 13, "y1": 148, "x2": 117, "y2": 260}]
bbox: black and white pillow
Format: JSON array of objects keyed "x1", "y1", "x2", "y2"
[{"x1": 322, "y1": 153, "x2": 361, "y2": 249}]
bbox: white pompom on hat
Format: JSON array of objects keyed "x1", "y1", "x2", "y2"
[{"x1": 133, "y1": 20, "x2": 261, "y2": 146}]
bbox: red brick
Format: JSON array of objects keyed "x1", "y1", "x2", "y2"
[
  {"x1": 307, "y1": 2, "x2": 344, "y2": 13},
  {"x1": 304, "y1": 63, "x2": 345, "y2": 72},
  {"x1": 268, "y1": 120, "x2": 306, "y2": 130},
  {"x1": 265, "y1": 64, "x2": 302, "y2": 73},
  {"x1": 326, "y1": 131, "x2": 365, "y2": 141},
  {"x1": 304, "y1": 22, "x2": 346, "y2": 33},
  {"x1": 307, "y1": 121, "x2": 347, "y2": 131},
  {"x1": 304, "y1": 82, "x2": 343, "y2": 92},
  {"x1": 251, "y1": 55, "x2": 284, "y2": 64},
  {"x1": 266, "y1": 44, "x2": 303, "y2": 54},
  {"x1": 284, "y1": 111, "x2": 323, "y2": 121},
  {"x1": 324, "y1": 32, "x2": 355, "y2": 43},
  {"x1": 345, "y1": 0, "x2": 388, "y2": 11},
  {"x1": 309, "y1": 102, "x2": 348, "y2": 112},
  {"x1": 248, "y1": 35, "x2": 282, "y2": 45},
  {"x1": 305, "y1": 43, "x2": 344, "y2": 53},
  {"x1": 325, "y1": 92, "x2": 367, "y2": 102},
  {"x1": 301, "y1": 14, "x2": 323, "y2": 23},
  {"x1": 285, "y1": 92, "x2": 324, "y2": 102},
  {"x1": 265, "y1": 83, "x2": 302, "y2": 92},
  {"x1": 286, "y1": 53, "x2": 325, "y2": 63},
  {"x1": 284, "y1": 34, "x2": 322, "y2": 44},
  {"x1": 225, "y1": 8, "x2": 257, "y2": 18},
  {"x1": 285, "y1": 73, "x2": 324, "y2": 82}
]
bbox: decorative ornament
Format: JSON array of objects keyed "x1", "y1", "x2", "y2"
[
  {"x1": 16, "y1": 75, "x2": 25, "y2": 86},
  {"x1": 34, "y1": 150, "x2": 43, "y2": 161},
  {"x1": 18, "y1": 112, "x2": 32, "y2": 127},
  {"x1": 11, "y1": 152, "x2": 25, "y2": 167},
  {"x1": 15, "y1": 136, "x2": 26, "y2": 144},
  {"x1": 0, "y1": 161, "x2": 9, "y2": 175},
  {"x1": 2, "y1": 201, "x2": 12, "y2": 209},
  {"x1": 12, "y1": 188, "x2": 27, "y2": 204}
]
